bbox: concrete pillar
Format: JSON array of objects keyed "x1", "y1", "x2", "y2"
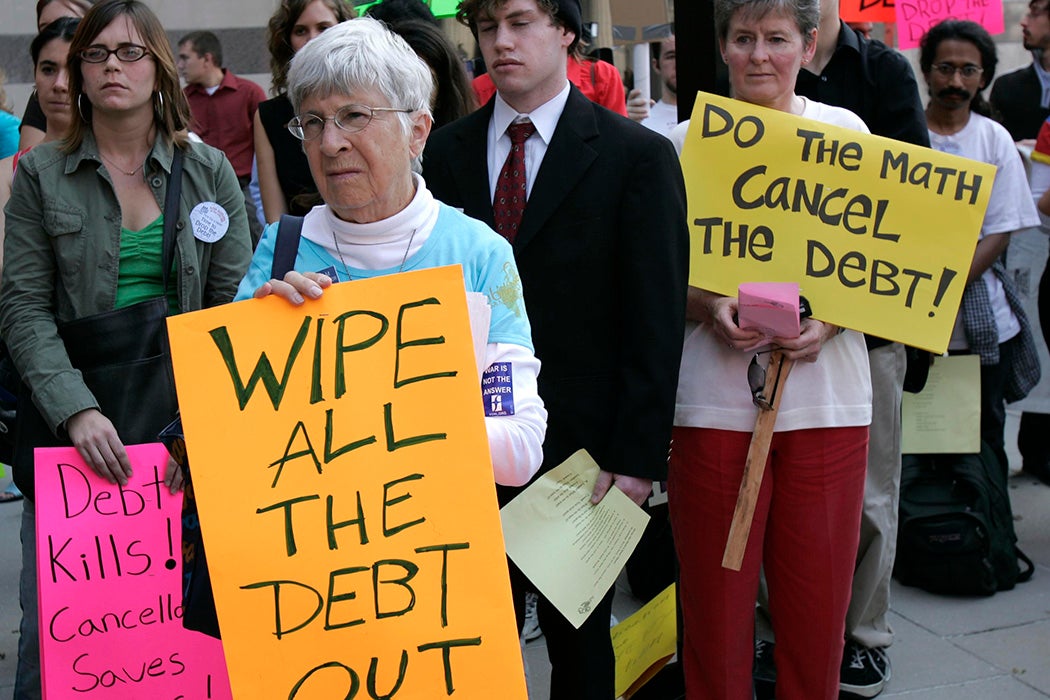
[{"x1": 585, "y1": 0, "x2": 614, "y2": 49}]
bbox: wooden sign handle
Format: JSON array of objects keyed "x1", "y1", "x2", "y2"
[{"x1": 722, "y1": 350, "x2": 795, "y2": 571}]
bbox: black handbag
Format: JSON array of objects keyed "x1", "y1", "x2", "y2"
[
  {"x1": 157, "y1": 415, "x2": 222, "y2": 639},
  {"x1": 0, "y1": 341, "x2": 19, "y2": 466},
  {"x1": 11, "y1": 149, "x2": 184, "y2": 501},
  {"x1": 166, "y1": 213, "x2": 309, "y2": 642}
]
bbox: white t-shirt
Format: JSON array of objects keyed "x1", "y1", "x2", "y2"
[
  {"x1": 928, "y1": 112, "x2": 1040, "y2": 347},
  {"x1": 640, "y1": 100, "x2": 680, "y2": 138},
  {"x1": 674, "y1": 98, "x2": 873, "y2": 433},
  {"x1": 668, "y1": 119, "x2": 689, "y2": 155}
]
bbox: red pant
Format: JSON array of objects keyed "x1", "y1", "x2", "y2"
[{"x1": 669, "y1": 425, "x2": 868, "y2": 700}]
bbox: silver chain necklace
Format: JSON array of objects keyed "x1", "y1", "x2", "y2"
[{"x1": 330, "y1": 226, "x2": 418, "y2": 281}]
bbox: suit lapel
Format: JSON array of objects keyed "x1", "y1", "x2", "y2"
[
  {"x1": 515, "y1": 88, "x2": 600, "y2": 252},
  {"x1": 444, "y1": 105, "x2": 497, "y2": 228}
]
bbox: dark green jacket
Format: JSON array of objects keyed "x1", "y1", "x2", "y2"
[{"x1": 0, "y1": 133, "x2": 252, "y2": 432}]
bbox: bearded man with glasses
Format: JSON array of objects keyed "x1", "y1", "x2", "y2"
[{"x1": 922, "y1": 19, "x2": 1042, "y2": 479}]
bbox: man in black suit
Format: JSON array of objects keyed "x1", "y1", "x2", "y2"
[
  {"x1": 424, "y1": 0, "x2": 688, "y2": 697},
  {"x1": 991, "y1": 0, "x2": 1050, "y2": 142},
  {"x1": 994, "y1": 0, "x2": 1050, "y2": 485}
]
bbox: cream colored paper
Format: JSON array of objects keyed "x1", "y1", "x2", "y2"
[
  {"x1": 902, "y1": 355, "x2": 981, "y2": 453},
  {"x1": 612, "y1": 583, "x2": 677, "y2": 699},
  {"x1": 500, "y1": 450, "x2": 650, "y2": 629}
]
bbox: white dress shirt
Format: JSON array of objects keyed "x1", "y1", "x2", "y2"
[{"x1": 486, "y1": 81, "x2": 571, "y2": 202}]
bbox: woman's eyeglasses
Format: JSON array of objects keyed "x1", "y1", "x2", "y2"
[
  {"x1": 79, "y1": 44, "x2": 151, "y2": 64},
  {"x1": 748, "y1": 352, "x2": 773, "y2": 411},
  {"x1": 745, "y1": 295, "x2": 812, "y2": 410},
  {"x1": 748, "y1": 350, "x2": 795, "y2": 412},
  {"x1": 286, "y1": 104, "x2": 414, "y2": 141}
]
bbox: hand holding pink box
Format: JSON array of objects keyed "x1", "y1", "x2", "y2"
[{"x1": 738, "y1": 282, "x2": 800, "y2": 339}]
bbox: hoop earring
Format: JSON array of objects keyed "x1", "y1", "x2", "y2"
[
  {"x1": 77, "y1": 94, "x2": 90, "y2": 123},
  {"x1": 154, "y1": 91, "x2": 164, "y2": 117}
]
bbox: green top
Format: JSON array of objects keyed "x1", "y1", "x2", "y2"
[
  {"x1": 116, "y1": 214, "x2": 180, "y2": 314},
  {"x1": 0, "y1": 133, "x2": 253, "y2": 433}
]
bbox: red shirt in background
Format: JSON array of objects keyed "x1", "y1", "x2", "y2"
[
  {"x1": 472, "y1": 56, "x2": 627, "y2": 116},
  {"x1": 183, "y1": 69, "x2": 265, "y2": 179}
]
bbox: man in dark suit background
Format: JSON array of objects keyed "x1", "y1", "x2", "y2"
[
  {"x1": 423, "y1": 0, "x2": 688, "y2": 697},
  {"x1": 993, "y1": 0, "x2": 1050, "y2": 490},
  {"x1": 991, "y1": 0, "x2": 1050, "y2": 142}
]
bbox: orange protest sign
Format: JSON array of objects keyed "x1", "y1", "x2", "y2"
[
  {"x1": 167, "y1": 266, "x2": 526, "y2": 699},
  {"x1": 839, "y1": 0, "x2": 895, "y2": 24}
]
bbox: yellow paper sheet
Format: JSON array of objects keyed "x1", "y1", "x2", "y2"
[
  {"x1": 167, "y1": 266, "x2": 526, "y2": 699},
  {"x1": 500, "y1": 450, "x2": 650, "y2": 629},
  {"x1": 680, "y1": 92, "x2": 995, "y2": 354},
  {"x1": 612, "y1": 584, "x2": 677, "y2": 699},
  {"x1": 902, "y1": 354, "x2": 981, "y2": 453}
]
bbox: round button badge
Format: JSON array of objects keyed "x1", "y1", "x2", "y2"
[{"x1": 190, "y1": 202, "x2": 230, "y2": 243}]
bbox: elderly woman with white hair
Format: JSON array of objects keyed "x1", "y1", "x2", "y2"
[{"x1": 236, "y1": 16, "x2": 546, "y2": 486}]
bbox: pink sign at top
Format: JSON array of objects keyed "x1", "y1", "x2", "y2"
[
  {"x1": 895, "y1": 0, "x2": 1004, "y2": 49},
  {"x1": 35, "y1": 444, "x2": 232, "y2": 699}
]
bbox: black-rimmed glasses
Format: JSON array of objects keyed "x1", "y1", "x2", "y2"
[
  {"x1": 286, "y1": 104, "x2": 414, "y2": 141},
  {"x1": 79, "y1": 44, "x2": 151, "y2": 63}
]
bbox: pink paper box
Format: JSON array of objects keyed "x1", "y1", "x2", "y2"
[{"x1": 738, "y1": 282, "x2": 800, "y2": 338}]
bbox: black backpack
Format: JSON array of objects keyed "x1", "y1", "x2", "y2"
[{"x1": 894, "y1": 443, "x2": 1034, "y2": 596}]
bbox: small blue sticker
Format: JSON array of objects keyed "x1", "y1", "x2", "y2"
[
  {"x1": 316, "y1": 265, "x2": 339, "y2": 281},
  {"x1": 482, "y1": 362, "x2": 515, "y2": 416}
]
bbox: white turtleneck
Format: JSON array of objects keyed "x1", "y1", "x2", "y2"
[{"x1": 301, "y1": 172, "x2": 437, "y2": 272}]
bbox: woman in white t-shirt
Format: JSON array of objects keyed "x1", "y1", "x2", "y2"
[{"x1": 668, "y1": 0, "x2": 873, "y2": 698}]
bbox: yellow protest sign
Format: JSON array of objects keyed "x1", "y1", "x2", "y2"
[
  {"x1": 167, "y1": 266, "x2": 526, "y2": 699},
  {"x1": 612, "y1": 584, "x2": 677, "y2": 699},
  {"x1": 681, "y1": 92, "x2": 995, "y2": 354}
]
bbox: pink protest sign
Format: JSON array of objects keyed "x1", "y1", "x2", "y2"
[
  {"x1": 895, "y1": 0, "x2": 1003, "y2": 49},
  {"x1": 35, "y1": 444, "x2": 232, "y2": 699}
]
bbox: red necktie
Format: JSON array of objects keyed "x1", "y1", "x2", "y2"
[{"x1": 493, "y1": 120, "x2": 536, "y2": 242}]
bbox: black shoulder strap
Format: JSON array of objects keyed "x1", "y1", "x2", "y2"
[
  {"x1": 1016, "y1": 546, "x2": 1035, "y2": 584},
  {"x1": 161, "y1": 148, "x2": 184, "y2": 293},
  {"x1": 271, "y1": 214, "x2": 305, "y2": 280}
]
